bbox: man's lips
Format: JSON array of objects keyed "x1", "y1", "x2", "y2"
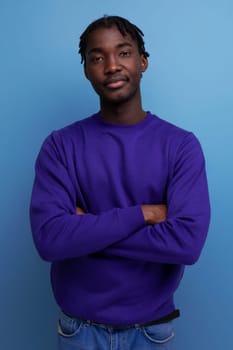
[{"x1": 103, "y1": 76, "x2": 128, "y2": 88}]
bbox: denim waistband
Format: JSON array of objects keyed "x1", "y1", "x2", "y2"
[{"x1": 62, "y1": 309, "x2": 180, "y2": 330}]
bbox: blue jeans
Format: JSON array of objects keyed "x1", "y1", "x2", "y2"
[{"x1": 58, "y1": 311, "x2": 175, "y2": 350}]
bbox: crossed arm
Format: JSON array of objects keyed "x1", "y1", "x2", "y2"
[
  {"x1": 30, "y1": 132, "x2": 210, "y2": 265},
  {"x1": 77, "y1": 204, "x2": 167, "y2": 225}
]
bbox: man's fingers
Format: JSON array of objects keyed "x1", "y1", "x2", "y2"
[{"x1": 76, "y1": 207, "x2": 85, "y2": 215}]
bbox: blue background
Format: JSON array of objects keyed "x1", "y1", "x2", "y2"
[{"x1": 1, "y1": 0, "x2": 232, "y2": 349}]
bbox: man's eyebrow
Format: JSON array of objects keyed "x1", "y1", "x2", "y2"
[
  {"x1": 87, "y1": 47, "x2": 103, "y2": 56},
  {"x1": 87, "y1": 41, "x2": 133, "y2": 56},
  {"x1": 116, "y1": 41, "x2": 133, "y2": 49}
]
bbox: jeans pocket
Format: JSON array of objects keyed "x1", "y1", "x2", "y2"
[
  {"x1": 58, "y1": 312, "x2": 83, "y2": 338},
  {"x1": 142, "y1": 321, "x2": 175, "y2": 344}
]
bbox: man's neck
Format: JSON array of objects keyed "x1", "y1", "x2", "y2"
[{"x1": 100, "y1": 99, "x2": 146, "y2": 125}]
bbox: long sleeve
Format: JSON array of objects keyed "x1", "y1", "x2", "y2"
[
  {"x1": 102, "y1": 133, "x2": 211, "y2": 265},
  {"x1": 29, "y1": 113, "x2": 211, "y2": 324},
  {"x1": 30, "y1": 133, "x2": 145, "y2": 262}
]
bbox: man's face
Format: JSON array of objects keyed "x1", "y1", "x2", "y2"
[{"x1": 84, "y1": 26, "x2": 148, "y2": 105}]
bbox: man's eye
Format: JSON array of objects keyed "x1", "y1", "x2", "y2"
[
  {"x1": 91, "y1": 56, "x2": 103, "y2": 63},
  {"x1": 120, "y1": 51, "x2": 131, "y2": 57}
]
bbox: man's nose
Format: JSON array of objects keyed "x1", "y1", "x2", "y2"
[{"x1": 104, "y1": 55, "x2": 121, "y2": 74}]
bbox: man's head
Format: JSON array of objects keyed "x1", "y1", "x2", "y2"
[
  {"x1": 78, "y1": 16, "x2": 149, "y2": 108},
  {"x1": 79, "y1": 15, "x2": 149, "y2": 65}
]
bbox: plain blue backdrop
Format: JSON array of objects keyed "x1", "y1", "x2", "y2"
[{"x1": 1, "y1": 1, "x2": 232, "y2": 349}]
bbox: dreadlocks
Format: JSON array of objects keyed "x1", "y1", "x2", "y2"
[{"x1": 78, "y1": 15, "x2": 150, "y2": 64}]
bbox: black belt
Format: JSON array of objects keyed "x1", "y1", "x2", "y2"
[{"x1": 64, "y1": 309, "x2": 180, "y2": 330}]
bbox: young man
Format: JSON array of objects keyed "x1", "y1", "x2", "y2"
[{"x1": 30, "y1": 16, "x2": 210, "y2": 350}]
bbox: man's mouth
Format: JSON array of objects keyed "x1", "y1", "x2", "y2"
[{"x1": 103, "y1": 76, "x2": 128, "y2": 89}]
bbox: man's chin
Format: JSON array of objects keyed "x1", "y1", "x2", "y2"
[{"x1": 100, "y1": 92, "x2": 135, "y2": 105}]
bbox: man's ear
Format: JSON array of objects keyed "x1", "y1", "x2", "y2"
[
  {"x1": 84, "y1": 63, "x2": 89, "y2": 80},
  {"x1": 141, "y1": 55, "x2": 148, "y2": 73}
]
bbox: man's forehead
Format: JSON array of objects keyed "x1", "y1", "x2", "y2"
[{"x1": 86, "y1": 26, "x2": 135, "y2": 49}]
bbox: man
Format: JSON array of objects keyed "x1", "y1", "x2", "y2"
[{"x1": 30, "y1": 15, "x2": 210, "y2": 350}]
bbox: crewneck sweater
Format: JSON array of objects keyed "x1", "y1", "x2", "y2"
[{"x1": 30, "y1": 112, "x2": 210, "y2": 325}]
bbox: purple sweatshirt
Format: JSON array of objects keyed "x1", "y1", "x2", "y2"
[{"x1": 30, "y1": 112, "x2": 210, "y2": 325}]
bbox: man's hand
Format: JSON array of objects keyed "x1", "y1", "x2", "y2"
[
  {"x1": 141, "y1": 204, "x2": 167, "y2": 225},
  {"x1": 76, "y1": 207, "x2": 85, "y2": 215},
  {"x1": 76, "y1": 204, "x2": 167, "y2": 225}
]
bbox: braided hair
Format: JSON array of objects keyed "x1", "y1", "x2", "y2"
[{"x1": 78, "y1": 15, "x2": 150, "y2": 64}]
